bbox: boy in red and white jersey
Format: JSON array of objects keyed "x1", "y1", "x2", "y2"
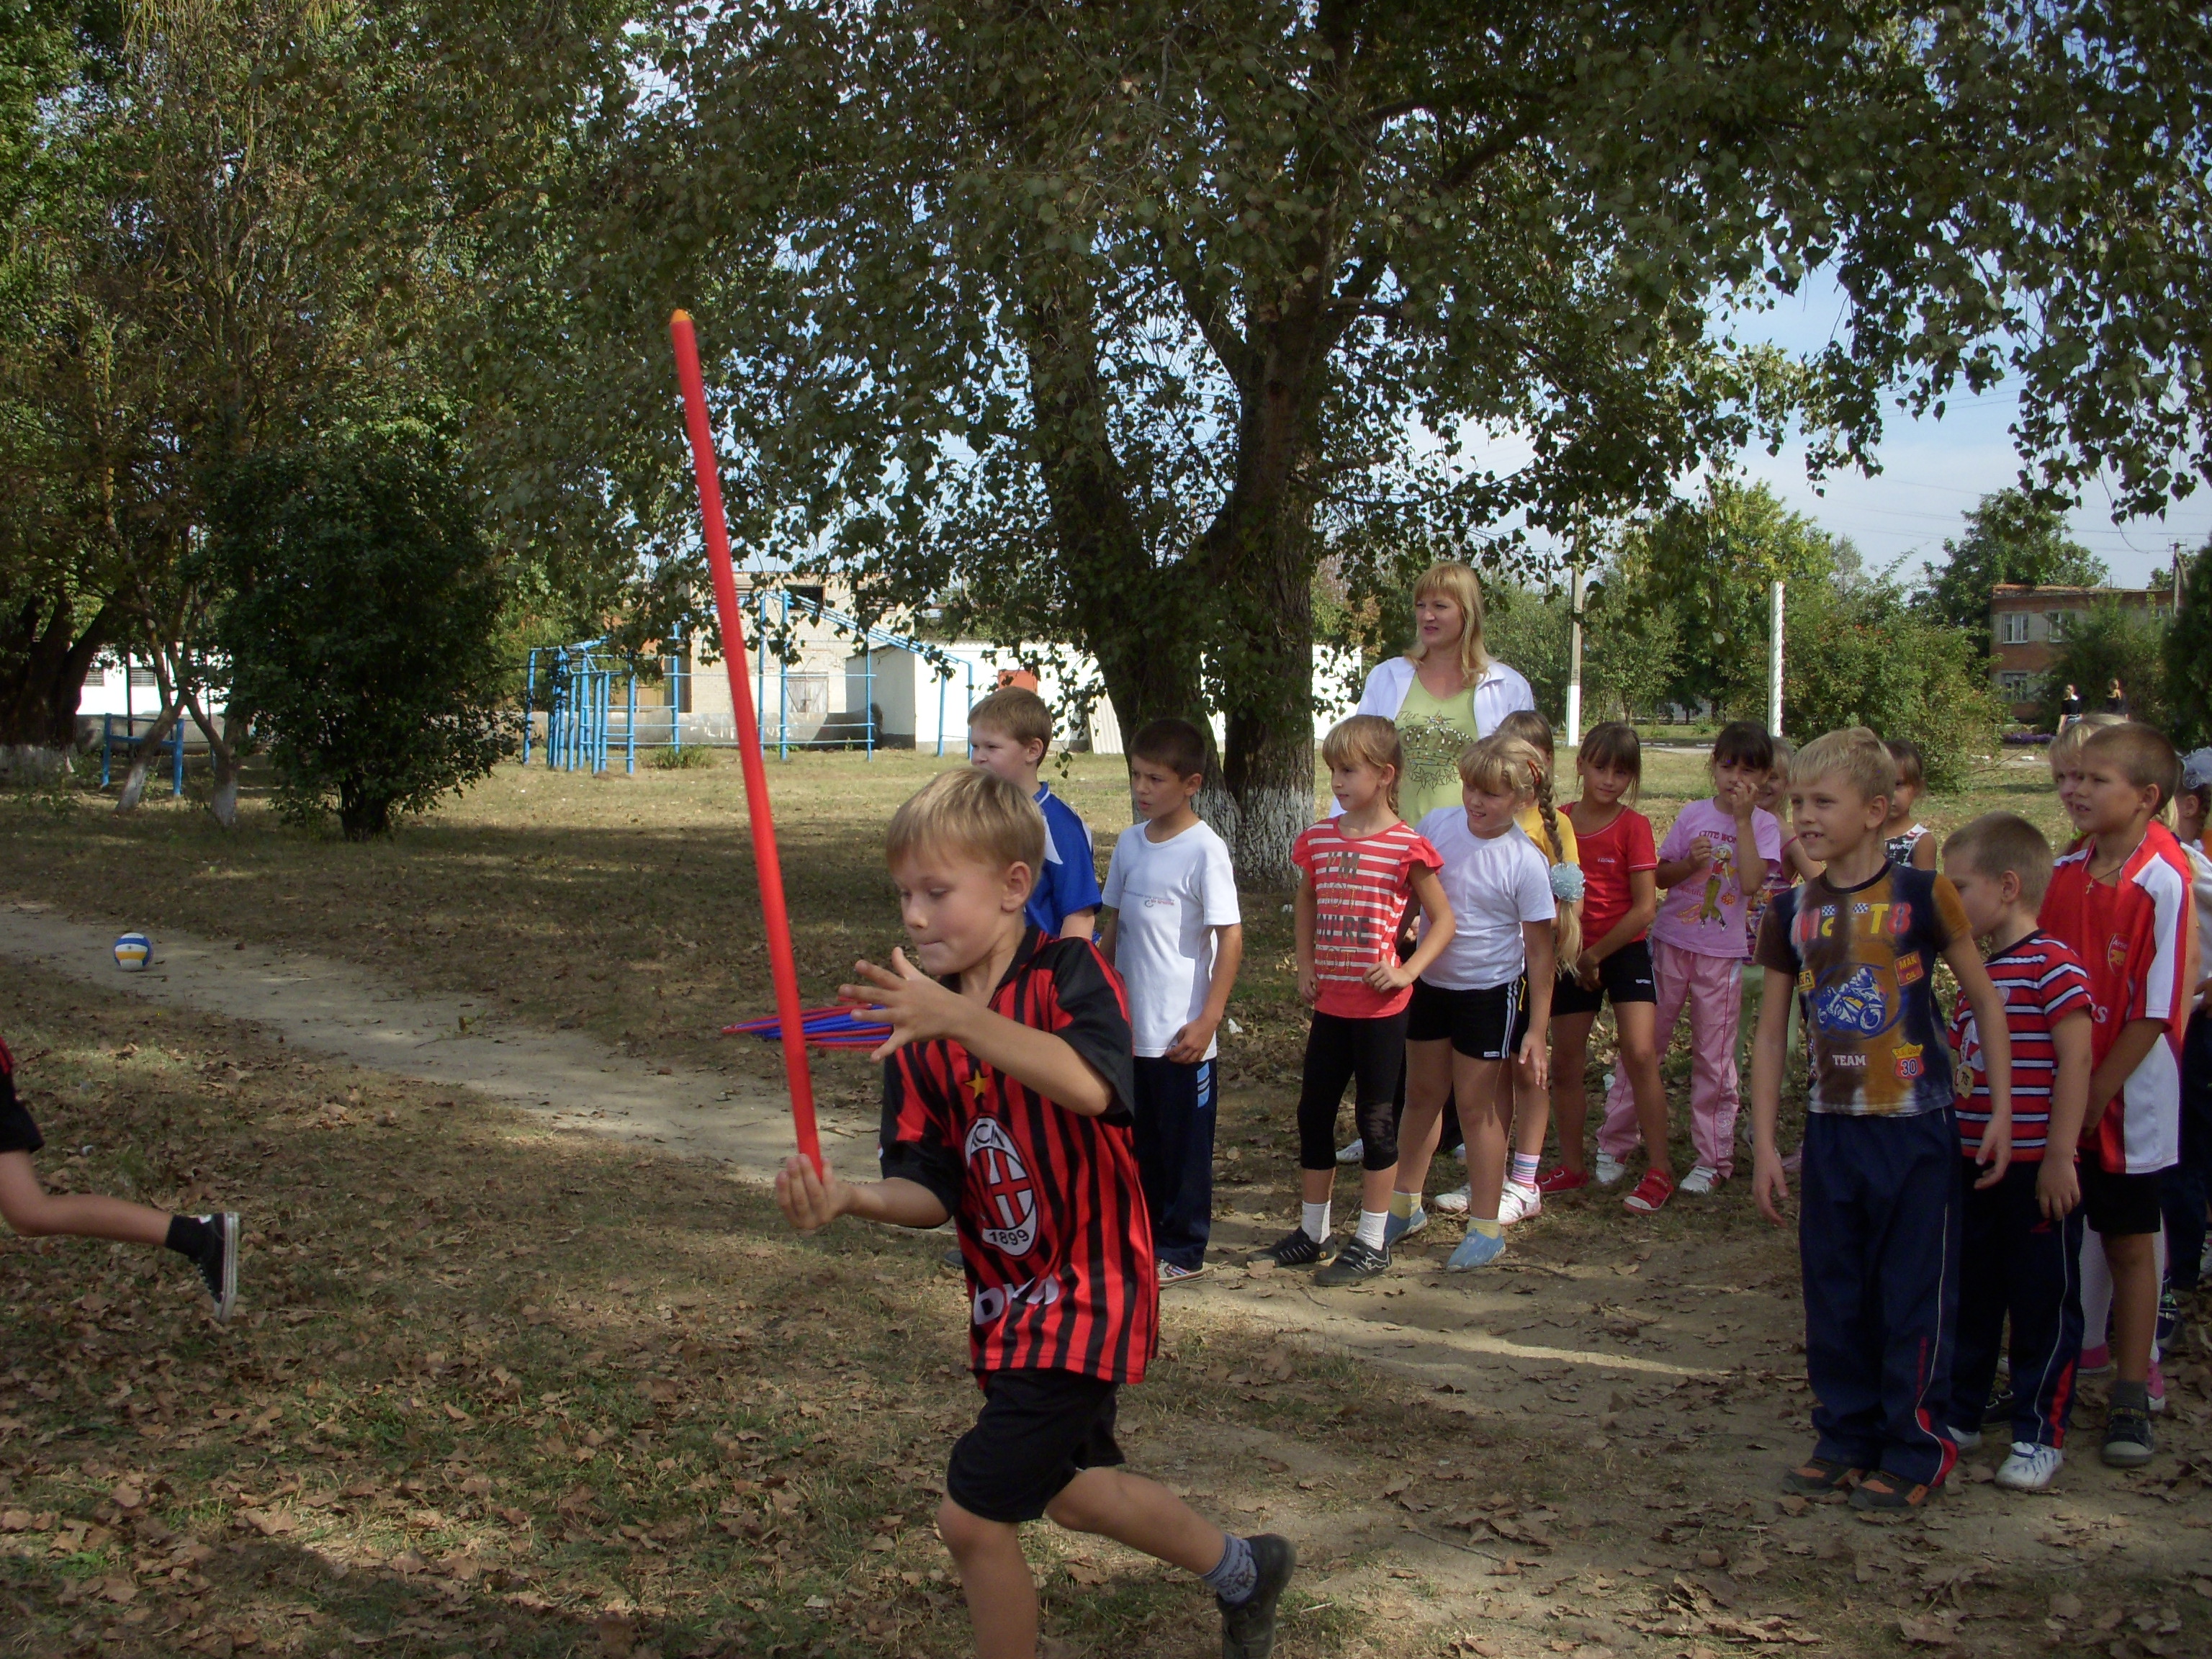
[
  {"x1": 2038, "y1": 722, "x2": 2199, "y2": 1468},
  {"x1": 1941, "y1": 814, "x2": 2094, "y2": 1492},
  {"x1": 775, "y1": 768, "x2": 1294, "y2": 1659}
]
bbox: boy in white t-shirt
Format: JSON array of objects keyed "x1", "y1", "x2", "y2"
[{"x1": 1101, "y1": 719, "x2": 1244, "y2": 1282}]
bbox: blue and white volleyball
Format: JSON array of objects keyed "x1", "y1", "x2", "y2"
[{"x1": 113, "y1": 932, "x2": 151, "y2": 971}]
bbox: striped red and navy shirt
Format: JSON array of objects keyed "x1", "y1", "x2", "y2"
[
  {"x1": 1948, "y1": 932, "x2": 2091, "y2": 1162},
  {"x1": 878, "y1": 927, "x2": 1157, "y2": 1384},
  {"x1": 1291, "y1": 818, "x2": 1443, "y2": 1019}
]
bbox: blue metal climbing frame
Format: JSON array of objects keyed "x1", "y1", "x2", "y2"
[
  {"x1": 522, "y1": 634, "x2": 688, "y2": 775},
  {"x1": 751, "y1": 588, "x2": 974, "y2": 760}
]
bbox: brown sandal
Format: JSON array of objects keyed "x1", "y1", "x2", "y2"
[{"x1": 1780, "y1": 1457, "x2": 1864, "y2": 1496}]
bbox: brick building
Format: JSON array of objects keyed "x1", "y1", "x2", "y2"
[{"x1": 1988, "y1": 582, "x2": 2176, "y2": 720}]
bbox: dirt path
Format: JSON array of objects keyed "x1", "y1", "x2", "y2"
[
  {"x1": 0, "y1": 899, "x2": 837, "y2": 1173},
  {"x1": 7, "y1": 894, "x2": 2209, "y2": 1645}
]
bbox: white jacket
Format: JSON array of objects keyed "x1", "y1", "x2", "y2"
[{"x1": 1352, "y1": 655, "x2": 1536, "y2": 732}]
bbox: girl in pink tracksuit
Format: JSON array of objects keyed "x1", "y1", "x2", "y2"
[{"x1": 1596, "y1": 721, "x2": 1781, "y2": 1200}]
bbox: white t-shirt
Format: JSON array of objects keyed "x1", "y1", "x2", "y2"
[
  {"x1": 2185, "y1": 838, "x2": 2212, "y2": 999},
  {"x1": 1415, "y1": 808, "x2": 1555, "y2": 990},
  {"x1": 1102, "y1": 818, "x2": 1243, "y2": 1058}
]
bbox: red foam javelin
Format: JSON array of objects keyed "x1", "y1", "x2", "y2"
[{"x1": 670, "y1": 310, "x2": 822, "y2": 1176}]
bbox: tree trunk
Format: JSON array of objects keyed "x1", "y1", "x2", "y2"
[
  {"x1": 0, "y1": 593, "x2": 110, "y2": 751},
  {"x1": 195, "y1": 698, "x2": 249, "y2": 828},
  {"x1": 115, "y1": 701, "x2": 184, "y2": 813}
]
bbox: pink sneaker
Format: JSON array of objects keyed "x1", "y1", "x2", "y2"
[
  {"x1": 2079, "y1": 1344, "x2": 2113, "y2": 1376},
  {"x1": 2149, "y1": 1359, "x2": 2167, "y2": 1415}
]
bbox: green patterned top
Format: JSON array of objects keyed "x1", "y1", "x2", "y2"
[{"x1": 1395, "y1": 675, "x2": 1483, "y2": 824}]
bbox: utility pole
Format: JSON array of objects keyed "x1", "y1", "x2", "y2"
[
  {"x1": 1565, "y1": 562, "x2": 1587, "y2": 746},
  {"x1": 1768, "y1": 580, "x2": 1785, "y2": 737}
]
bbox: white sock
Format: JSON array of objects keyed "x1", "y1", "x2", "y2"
[
  {"x1": 1355, "y1": 1209, "x2": 1388, "y2": 1251},
  {"x1": 1302, "y1": 1200, "x2": 1331, "y2": 1241}
]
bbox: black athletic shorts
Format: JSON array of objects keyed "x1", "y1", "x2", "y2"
[
  {"x1": 945, "y1": 1369, "x2": 1125, "y2": 1524},
  {"x1": 1405, "y1": 978, "x2": 1521, "y2": 1061},
  {"x1": 2079, "y1": 1159, "x2": 2164, "y2": 1238},
  {"x1": 1552, "y1": 937, "x2": 1659, "y2": 1019},
  {"x1": 0, "y1": 1046, "x2": 41, "y2": 1156}
]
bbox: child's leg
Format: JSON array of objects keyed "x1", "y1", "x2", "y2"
[
  {"x1": 1948, "y1": 1164, "x2": 2013, "y2": 1434},
  {"x1": 1046, "y1": 1466, "x2": 1231, "y2": 1570},
  {"x1": 2105, "y1": 1228, "x2": 2159, "y2": 1385},
  {"x1": 1295, "y1": 1017, "x2": 1362, "y2": 1216},
  {"x1": 1393, "y1": 1040, "x2": 1455, "y2": 1201},
  {"x1": 1548, "y1": 1012, "x2": 1599, "y2": 1172},
  {"x1": 1867, "y1": 1112, "x2": 1962, "y2": 1486},
  {"x1": 1797, "y1": 1115, "x2": 1889, "y2": 1475},
  {"x1": 935, "y1": 1502, "x2": 1048, "y2": 1659},
  {"x1": 1614, "y1": 999, "x2": 1673, "y2": 1180},
  {"x1": 1456, "y1": 1055, "x2": 1511, "y2": 1224},
  {"x1": 1509, "y1": 1053, "x2": 1547, "y2": 1170},
  {"x1": 0, "y1": 1152, "x2": 171, "y2": 1245},
  {"x1": 1352, "y1": 1012, "x2": 1408, "y2": 1218},
  {"x1": 2163, "y1": 1012, "x2": 2212, "y2": 1289},
  {"x1": 1133, "y1": 1058, "x2": 1214, "y2": 1271},
  {"x1": 2080, "y1": 1226, "x2": 2113, "y2": 1354},
  {"x1": 2008, "y1": 1191, "x2": 2086, "y2": 1449},
  {"x1": 1681, "y1": 952, "x2": 1743, "y2": 1177},
  {"x1": 1599, "y1": 944, "x2": 1686, "y2": 1162}
]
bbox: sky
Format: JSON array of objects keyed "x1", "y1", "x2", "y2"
[{"x1": 1714, "y1": 273, "x2": 2208, "y2": 588}]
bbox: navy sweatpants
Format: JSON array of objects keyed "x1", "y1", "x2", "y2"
[
  {"x1": 1133, "y1": 1056, "x2": 1214, "y2": 1271},
  {"x1": 1800, "y1": 1109, "x2": 1961, "y2": 1488},
  {"x1": 1948, "y1": 1159, "x2": 2085, "y2": 1449},
  {"x1": 2159, "y1": 1012, "x2": 2212, "y2": 1290}
]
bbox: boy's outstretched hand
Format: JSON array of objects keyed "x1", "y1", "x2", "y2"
[
  {"x1": 1969, "y1": 1116, "x2": 2013, "y2": 1190},
  {"x1": 842, "y1": 949, "x2": 967, "y2": 1061},
  {"x1": 2035, "y1": 1154, "x2": 2080, "y2": 1222},
  {"x1": 775, "y1": 1152, "x2": 855, "y2": 1236},
  {"x1": 1753, "y1": 1150, "x2": 1790, "y2": 1226}
]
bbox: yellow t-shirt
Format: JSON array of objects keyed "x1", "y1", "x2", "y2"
[
  {"x1": 1516, "y1": 805, "x2": 1578, "y2": 869},
  {"x1": 1395, "y1": 678, "x2": 1482, "y2": 824}
]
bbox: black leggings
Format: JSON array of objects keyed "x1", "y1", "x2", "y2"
[{"x1": 1298, "y1": 1010, "x2": 1409, "y2": 1172}]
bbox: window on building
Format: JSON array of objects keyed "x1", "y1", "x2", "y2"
[
  {"x1": 1999, "y1": 671, "x2": 2035, "y2": 698},
  {"x1": 1997, "y1": 613, "x2": 2030, "y2": 644},
  {"x1": 2046, "y1": 611, "x2": 2072, "y2": 643}
]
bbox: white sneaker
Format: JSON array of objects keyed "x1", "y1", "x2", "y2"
[
  {"x1": 1433, "y1": 1184, "x2": 1470, "y2": 1215},
  {"x1": 1995, "y1": 1442, "x2": 2063, "y2": 1491},
  {"x1": 1454, "y1": 1143, "x2": 1468, "y2": 1164},
  {"x1": 1336, "y1": 1138, "x2": 1364, "y2": 1166},
  {"x1": 1497, "y1": 1181, "x2": 1542, "y2": 1226},
  {"x1": 1593, "y1": 1151, "x2": 1627, "y2": 1187},
  {"x1": 1677, "y1": 1165, "x2": 1721, "y2": 1195}
]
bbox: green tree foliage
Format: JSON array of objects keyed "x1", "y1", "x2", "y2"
[
  {"x1": 2040, "y1": 601, "x2": 2173, "y2": 735},
  {"x1": 2166, "y1": 539, "x2": 2212, "y2": 749},
  {"x1": 1474, "y1": 581, "x2": 1680, "y2": 729},
  {"x1": 1914, "y1": 489, "x2": 2108, "y2": 655},
  {"x1": 1782, "y1": 580, "x2": 2005, "y2": 792},
  {"x1": 212, "y1": 427, "x2": 517, "y2": 839}
]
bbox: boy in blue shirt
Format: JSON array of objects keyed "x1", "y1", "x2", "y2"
[{"x1": 967, "y1": 686, "x2": 1101, "y2": 942}]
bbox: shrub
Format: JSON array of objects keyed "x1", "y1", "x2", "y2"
[
  {"x1": 212, "y1": 423, "x2": 518, "y2": 839},
  {"x1": 2038, "y1": 600, "x2": 2171, "y2": 733},
  {"x1": 647, "y1": 744, "x2": 719, "y2": 770}
]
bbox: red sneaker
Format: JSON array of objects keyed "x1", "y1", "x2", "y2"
[
  {"x1": 1536, "y1": 1166, "x2": 1591, "y2": 1195},
  {"x1": 1622, "y1": 1169, "x2": 1676, "y2": 1214}
]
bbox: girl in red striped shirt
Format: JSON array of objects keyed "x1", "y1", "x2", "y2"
[{"x1": 1262, "y1": 716, "x2": 1455, "y2": 1284}]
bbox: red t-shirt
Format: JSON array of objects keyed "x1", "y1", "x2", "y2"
[
  {"x1": 1290, "y1": 818, "x2": 1444, "y2": 1018},
  {"x1": 878, "y1": 929, "x2": 1158, "y2": 1382},
  {"x1": 1948, "y1": 932, "x2": 2092, "y2": 1163},
  {"x1": 2037, "y1": 824, "x2": 2198, "y2": 1175},
  {"x1": 1565, "y1": 804, "x2": 1658, "y2": 946}
]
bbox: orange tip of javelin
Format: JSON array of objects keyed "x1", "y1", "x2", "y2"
[{"x1": 670, "y1": 308, "x2": 692, "y2": 323}]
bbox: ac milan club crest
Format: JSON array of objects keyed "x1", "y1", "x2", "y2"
[{"x1": 964, "y1": 1117, "x2": 1038, "y2": 1256}]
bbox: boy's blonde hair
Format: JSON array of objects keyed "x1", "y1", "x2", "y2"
[
  {"x1": 1789, "y1": 726, "x2": 1894, "y2": 806},
  {"x1": 966, "y1": 686, "x2": 1053, "y2": 751},
  {"x1": 886, "y1": 767, "x2": 1046, "y2": 873},
  {"x1": 1942, "y1": 812, "x2": 2057, "y2": 906},
  {"x1": 1321, "y1": 715, "x2": 1405, "y2": 811},
  {"x1": 1407, "y1": 562, "x2": 1491, "y2": 680},
  {"x1": 1489, "y1": 713, "x2": 1581, "y2": 961},
  {"x1": 2049, "y1": 711, "x2": 2123, "y2": 775},
  {"x1": 2082, "y1": 721, "x2": 2182, "y2": 816}
]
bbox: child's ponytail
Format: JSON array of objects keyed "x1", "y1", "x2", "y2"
[{"x1": 1495, "y1": 709, "x2": 1582, "y2": 963}]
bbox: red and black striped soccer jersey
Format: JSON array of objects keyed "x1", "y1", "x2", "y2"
[
  {"x1": 878, "y1": 928, "x2": 1158, "y2": 1384},
  {"x1": 1948, "y1": 931, "x2": 2092, "y2": 1162}
]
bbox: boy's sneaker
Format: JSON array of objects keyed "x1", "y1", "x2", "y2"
[
  {"x1": 1335, "y1": 1138, "x2": 1364, "y2": 1165},
  {"x1": 189, "y1": 1213, "x2": 239, "y2": 1323},
  {"x1": 1257, "y1": 1228, "x2": 1326, "y2": 1269},
  {"x1": 1982, "y1": 1390, "x2": 2019, "y2": 1426},
  {"x1": 1849, "y1": 1471, "x2": 1940, "y2": 1511},
  {"x1": 1676, "y1": 1165, "x2": 1721, "y2": 1195},
  {"x1": 1313, "y1": 1237, "x2": 1391, "y2": 1287},
  {"x1": 1622, "y1": 1169, "x2": 1675, "y2": 1214},
  {"x1": 2078, "y1": 1344, "x2": 2113, "y2": 1376},
  {"x1": 1593, "y1": 1150, "x2": 1627, "y2": 1187},
  {"x1": 1383, "y1": 1205, "x2": 1428, "y2": 1246},
  {"x1": 1995, "y1": 1442, "x2": 2064, "y2": 1491},
  {"x1": 1537, "y1": 1166, "x2": 1589, "y2": 1195},
  {"x1": 1948, "y1": 1424, "x2": 1983, "y2": 1452},
  {"x1": 1220, "y1": 1533, "x2": 1295, "y2": 1659},
  {"x1": 1433, "y1": 1184, "x2": 1471, "y2": 1215},
  {"x1": 1497, "y1": 1181, "x2": 1541, "y2": 1225},
  {"x1": 1779, "y1": 1457, "x2": 1863, "y2": 1496},
  {"x1": 2157, "y1": 1284, "x2": 2183, "y2": 1357},
  {"x1": 1159, "y1": 1260, "x2": 1209, "y2": 1284},
  {"x1": 1446, "y1": 1230, "x2": 1507, "y2": 1271},
  {"x1": 2102, "y1": 1405, "x2": 2156, "y2": 1467}
]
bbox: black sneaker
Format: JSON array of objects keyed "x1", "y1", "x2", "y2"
[
  {"x1": 1257, "y1": 1228, "x2": 1326, "y2": 1268},
  {"x1": 1313, "y1": 1236, "x2": 1390, "y2": 1287},
  {"x1": 2157, "y1": 1282, "x2": 2183, "y2": 1355},
  {"x1": 1982, "y1": 1389, "x2": 2018, "y2": 1427},
  {"x1": 1220, "y1": 1533, "x2": 1295, "y2": 1659},
  {"x1": 190, "y1": 1213, "x2": 239, "y2": 1323},
  {"x1": 2103, "y1": 1405, "x2": 2156, "y2": 1467}
]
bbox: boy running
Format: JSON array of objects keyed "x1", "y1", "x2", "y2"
[
  {"x1": 966, "y1": 685, "x2": 1102, "y2": 942},
  {"x1": 2037, "y1": 722, "x2": 2198, "y2": 1467},
  {"x1": 775, "y1": 768, "x2": 1292, "y2": 1659},
  {"x1": 1939, "y1": 814, "x2": 2094, "y2": 1491},
  {"x1": 1, "y1": 1035, "x2": 238, "y2": 1321},
  {"x1": 1750, "y1": 727, "x2": 2012, "y2": 1510}
]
